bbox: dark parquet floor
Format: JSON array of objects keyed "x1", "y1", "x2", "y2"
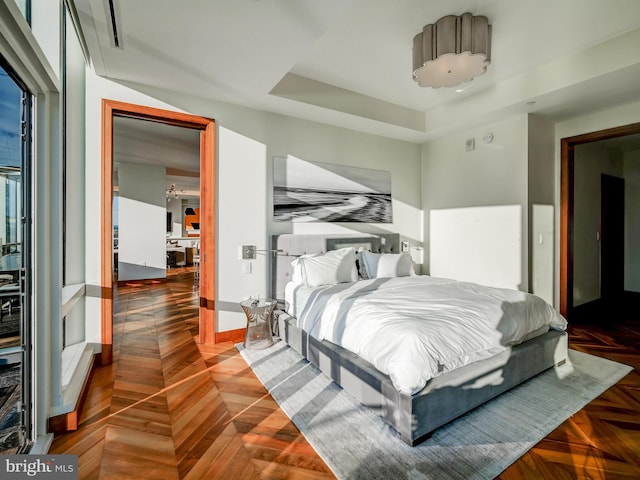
[{"x1": 50, "y1": 271, "x2": 639, "y2": 479}]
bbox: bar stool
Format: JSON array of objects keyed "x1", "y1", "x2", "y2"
[{"x1": 193, "y1": 254, "x2": 200, "y2": 286}]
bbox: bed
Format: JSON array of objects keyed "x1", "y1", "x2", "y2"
[{"x1": 270, "y1": 233, "x2": 568, "y2": 446}]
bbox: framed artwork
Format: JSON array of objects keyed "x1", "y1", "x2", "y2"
[{"x1": 273, "y1": 155, "x2": 392, "y2": 223}]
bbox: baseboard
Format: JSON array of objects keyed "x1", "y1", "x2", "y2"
[
  {"x1": 215, "y1": 328, "x2": 245, "y2": 344},
  {"x1": 48, "y1": 353, "x2": 96, "y2": 434},
  {"x1": 29, "y1": 434, "x2": 53, "y2": 454},
  {"x1": 116, "y1": 277, "x2": 167, "y2": 287}
]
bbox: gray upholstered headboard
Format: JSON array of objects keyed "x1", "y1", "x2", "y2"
[{"x1": 270, "y1": 233, "x2": 401, "y2": 300}]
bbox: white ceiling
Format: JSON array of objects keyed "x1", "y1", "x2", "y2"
[
  {"x1": 74, "y1": 0, "x2": 640, "y2": 144},
  {"x1": 112, "y1": 116, "x2": 201, "y2": 195}
]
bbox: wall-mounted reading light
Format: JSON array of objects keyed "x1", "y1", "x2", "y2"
[{"x1": 239, "y1": 245, "x2": 283, "y2": 260}]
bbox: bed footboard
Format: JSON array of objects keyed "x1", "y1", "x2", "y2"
[{"x1": 277, "y1": 312, "x2": 568, "y2": 446}]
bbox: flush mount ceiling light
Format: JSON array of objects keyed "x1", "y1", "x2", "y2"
[{"x1": 413, "y1": 12, "x2": 491, "y2": 88}]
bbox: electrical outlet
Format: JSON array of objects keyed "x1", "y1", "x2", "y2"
[
  {"x1": 241, "y1": 245, "x2": 256, "y2": 259},
  {"x1": 401, "y1": 241, "x2": 409, "y2": 252}
]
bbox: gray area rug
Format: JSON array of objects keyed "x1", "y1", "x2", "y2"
[{"x1": 238, "y1": 340, "x2": 632, "y2": 480}]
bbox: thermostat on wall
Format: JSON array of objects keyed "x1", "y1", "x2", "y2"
[{"x1": 483, "y1": 132, "x2": 494, "y2": 144}]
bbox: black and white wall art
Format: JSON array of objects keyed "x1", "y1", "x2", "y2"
[{"x1": 273, "y1": 155, "x2": 392, "y2": 223}]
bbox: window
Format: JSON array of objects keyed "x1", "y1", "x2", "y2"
[
  {"x1": 0, "y1": 58, "x2": 33, "y2": 454},
  {"x1": 13, "y1": 0, "x2": 29, "y2": 24},
  {"x1": 61, "y1": 2, "x2": 87, "y2": 350}
]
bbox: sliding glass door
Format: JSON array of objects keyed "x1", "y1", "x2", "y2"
[{"x1": 0, "y1": 60, "x2": 32, "y2": 453}]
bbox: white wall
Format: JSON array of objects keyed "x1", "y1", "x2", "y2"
[
  {"x1": 264, "y1": 116, "x2": 422, "y2": 244},
  {"x1": 84, "y1": 73, "x2": 187, "y2": 343},
  {"x1": 430, "y1": 205, "x2": 524, "y2": 289},
  {"x1": 422, "y1": 115, "x2": 530, "y2": 291},
  {"x1": 84, "y1": 73, "x2": 423, "y2": 334},
  {"x1": 528, "y1": 115, "x2": 556, "y2": 304},
  {"x1": 217, "y1": 127, "x2": 269, "y2": 330},
  {"x1": 63, "y1": 7, "x2": 88, "y2": 348},
  {"x1": 117, "y1": 162, "x2": 167, "y2": 281},
  {"x1": 625, "y1": 150, "x2": 640, "y2": 292},
  {"x1": 30, "y1": 0, "x2": 59, "y2": 79},
  {"x1": 573, "y1": 143, "x2": 623, "y2": 305},
  {"x1": 166, "y1": 199, "x2": 182, "y2": 237}
]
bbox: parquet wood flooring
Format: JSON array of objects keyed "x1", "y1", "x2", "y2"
[
  {"x1": 50, "y1": 273, "x2": 639, "y2": 479},
  {"x1": 50, "y1": 269, "x2": 333, "y2": 479},
  {"x1": 499, "y1": 318, "x2": 640, "y2": 480}
]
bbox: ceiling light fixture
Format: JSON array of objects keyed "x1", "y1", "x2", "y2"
[
  {"x1": 413, "y1": 12, "x2": 491, "y2": 88},
  {"x1": 166, "y1": 183, "x2": 185, "y2": 198}
]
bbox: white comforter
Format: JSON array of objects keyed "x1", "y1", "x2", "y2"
[{"x1": 290, "y1": 275, "x2": 567, "y2": 395}]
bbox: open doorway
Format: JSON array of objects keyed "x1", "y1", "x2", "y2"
[
  {"x1": 112, "y1": 117, "x2": 200, "y2": 283},
  {"x1": 101, "y1": 100, "x2": 216, "y2": 366},
  {"x1": 560, "y1": 122, "x2": 640, "y2": 321}
]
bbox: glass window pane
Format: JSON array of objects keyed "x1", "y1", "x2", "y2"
[
  {"x1": 0, "y1": 62, "x2": 25, "y2": 453},
  {"x1": 0, "y1": 66, "x2": 22, "y2": 257},
  {"x1": 13, "y1": 0, "x2": 29, "y2": 23}
]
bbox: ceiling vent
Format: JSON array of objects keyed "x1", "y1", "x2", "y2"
[{"x1": 105, "y1": 0, "x2": 122, "y2": 48}]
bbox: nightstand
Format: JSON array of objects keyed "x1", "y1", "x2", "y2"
[{"x1": 240, "y1": 298, "x2": 276, "y2": 349}]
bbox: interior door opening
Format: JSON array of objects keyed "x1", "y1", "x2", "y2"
[
  {"x1": 100, "y1": 100, "x2": 216, "y2": 366},
  {"x1": 560, "y1": 124, "x2": 640, "y2": 321}
]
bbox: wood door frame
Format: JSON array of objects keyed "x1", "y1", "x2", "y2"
[
  {"x1": 101, "y1": 99, "x2": 216, "y2": 365},
  {"x1": 560, "y1": 121, "x2": 640, "y2": 318}
]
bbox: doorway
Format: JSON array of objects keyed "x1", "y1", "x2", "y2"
[
  {"x1": 560, "y1": 122, "x2": 640, "y2": 319},
  {"x1": 600, "y1": 174, "x2": 625, "y2": 301},
  {"x1": 101, "y1": 100, "x2": 216, "y2": 366}
]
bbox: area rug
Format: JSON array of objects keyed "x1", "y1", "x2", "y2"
[{"x1": 238, "y1": 340, "x2": 632, "y2": 480}]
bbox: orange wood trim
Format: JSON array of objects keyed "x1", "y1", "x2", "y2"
[
  {"x1": 116, "y1": 278, "x2": 167, "y2": 287},
  {"x1": 102, "y1": 99, "x2": 214, "y2": 128},
  {"x1": 48, "y1": 354, "x2": 96, "y2": 433},
  {"x1": 559, "y1": 139, "x2": 571, "y2": 317},
  {"x1": 215, "y1": 328, "x2": 245, "y2": 344},
  {"x1": 48, "y1": 408, "x2": 79, "y2": 434},
  {"x1": 561, "y1": 122, "x2": 640, "y2": 144},
  {"x1": 558, "y1": 121, "x2": 640, "y2": 319},
  {"x1": 101, "y1": 100, "x2": 114, "y2": 366},
  {"x1": 101, "y1": 99, "x2": 218, "y2": 364},
  {"x1": 199, "y1": 121, "x2": 216, "y2": 344}
]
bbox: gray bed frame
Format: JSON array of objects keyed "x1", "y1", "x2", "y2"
[{"x1": 270, "y1": 233, "x2": 568, "y2": 446}]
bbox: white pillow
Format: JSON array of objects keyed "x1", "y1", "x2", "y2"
[
  {"x1": 292, "y1": 247, "x2": 358, "y2": 286},
  {"x1": 291, "y1": 253, "x2": 318, "y2": 285},
  {"x1": 360, "y1": 250, "x2": 415, "y2": 279}
]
